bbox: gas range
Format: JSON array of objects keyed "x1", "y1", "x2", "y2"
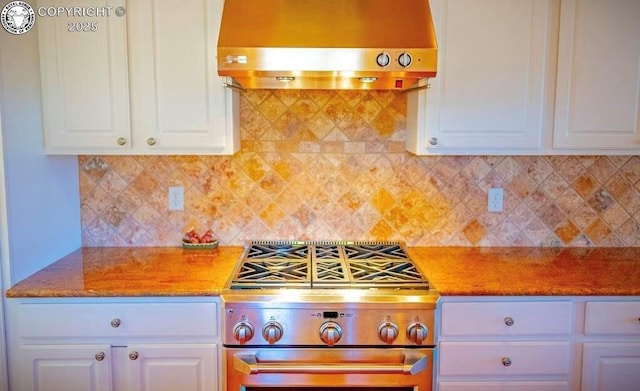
[{"x1": 221, "y1": 241, "x2": 439, "y2": 348}]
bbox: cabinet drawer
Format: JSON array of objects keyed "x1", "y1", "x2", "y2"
[
  {"x1": 439, "y1": 341, "x2": 571, "y2": 376},
  {"x1": 441, "y1": 301, "x2": 573, "y2": 336},
  {"x1": 584, "y1": 301, "x2": 640, "y2": 335},
  {"x1": 18, "y1": 302, "x2": 217, "y2": 338},
  {"x1": 439, "y1": 381, "x2": 568, "y2": 391}
]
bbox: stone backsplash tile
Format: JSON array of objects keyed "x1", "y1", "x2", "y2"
[{"x1": 79, "y1": 90, "x2": 640, "y2": 247}]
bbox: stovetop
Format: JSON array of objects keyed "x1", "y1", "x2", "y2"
[{"x1": 228, "y1": 241, "x2": 430, "y2": 290}]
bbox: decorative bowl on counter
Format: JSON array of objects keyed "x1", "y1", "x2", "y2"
[
  {"x1": 182, "y1": 239, "x2": 219, "y2": 250},
  {"x1": 182, "y1": 229, "x2": 218, "y2": 249}
]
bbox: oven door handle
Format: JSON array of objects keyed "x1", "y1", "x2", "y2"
[{"x1": 233, "y1": 353, "x2": 427, "y2": 375}]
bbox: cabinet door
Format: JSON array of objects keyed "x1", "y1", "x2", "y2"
[
  {"x1": 407, "y1": 0, "x2": 553, "y2": 154},
  {"x1": 439, "y1": 381, "x2": 568, "y2": 391},
  {"x1": 19, "y1": 344, "x2": 113, "y2": 391},
  {"x1": 127, "y1": 0, "x2": 239, "y2": 154},
  {"x1": 38, "y1": 0, "x2": 131, "y2": 152},
  {"x1": 125, "y1": 344, "x2": 217, "y2": 391},
  {"x1": 553, "y1": 0, "x2": 640, "y2": 149},
  {"x1": 582, "y1": 343, "x2": 640, "y2": 391}
]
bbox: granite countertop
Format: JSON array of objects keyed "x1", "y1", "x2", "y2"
[{"x1": 5, "y1": 246, "x2": 640, "y2": 298}]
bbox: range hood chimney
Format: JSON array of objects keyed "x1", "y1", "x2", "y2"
[{"x1": 217, "y1": 0, "x2": 437, "y2": 90}]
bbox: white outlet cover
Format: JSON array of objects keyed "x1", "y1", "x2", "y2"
[
  {"x1": 168, "y1": 186, "x2": 184, "y2": 211},
  {"x1": 488, "y1": 188, "x2": 504, "y2": 213}
]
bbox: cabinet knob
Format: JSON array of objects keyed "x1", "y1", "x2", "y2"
[
  {"x1": 429, "y1": 137, "x2": 438, "y2": 146},
  {"x1": 116, "y1": 137, "x2": 127, "y2": 146},
  {"x1": 146, "y1": 137, "x2": 157, "y2": 146},
  {"x1": 502, "y1": 357, "x2": 512, "y2": 367},
  {"x1": 129, "y1": 351, "x2": 139, "y2": 361},
  {"x1": 110, "y1": 318, "x2": 121, "y2": 328},
  {"x1": 504, "y1": 317, "x2": 515, "y2": 327},
  {"x1": 95, "y1": 352, "x2": 105, "y2": 361}
]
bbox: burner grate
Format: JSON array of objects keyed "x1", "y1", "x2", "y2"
[
  {"x1": 247, "y1": 243, "x2": 309, "y2": 259},
  {"x1": 348, "y1": 260, "x2": 425, "y2": 282},
  {"x1": 229, "y1": 241, "x2": 430, "y2": 290},
  {"x1": 344, "y1": 244, "x2": 408, "y2": 259}
]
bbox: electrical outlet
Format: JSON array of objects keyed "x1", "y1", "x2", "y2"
[
  {"x1": 168, "y1": 186, "x2": 184, "y2": 211},
  {"x1": 488, "y1": 188, "x2": 504, "y2": 213}
]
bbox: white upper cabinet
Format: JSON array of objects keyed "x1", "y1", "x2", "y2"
[
  {"x1": 127, "y1": 0, "x2": 239, "y2": 154},
  {"x1": 553, "y1": 0, "x2": 640, "y2": 150},
  {"x1": 38, "y1": 0, "x2": 131, "y2": 152},
  {"x1": 407, "y1": 0, "x2": 555, "y2": 154},
  {"x1": 38, "y1": 0, "x2": 239, "y2": 155}
]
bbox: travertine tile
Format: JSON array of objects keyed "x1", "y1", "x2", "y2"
[{"x1": 78, "y1": 91, "x2": 640, "y2": 248}]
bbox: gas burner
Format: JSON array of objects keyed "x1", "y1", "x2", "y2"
[{"x1": 228, "y1": 241, "x2": 430, "y2": 290}]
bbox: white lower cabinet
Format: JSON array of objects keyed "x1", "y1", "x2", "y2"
[
  {"x1": 581, "y1": 343, "x2": 640, "y2": 391},
  {"x1": 19, "y1": 343, "x2": 216, "y2": 391},
  {"x1": 439, "y1": 382, "x2": 568, "y2": 391},
  {"x1": 437, "y1": 298, "x2": 574, "y2": 391},
  {"x1": 7, "y1": 298, "x2": 221, "y2": 391},
  {"x1": 579, "y1": 300, "x2": 640, "y2": 391},
  {"x1": 121, "y1": 344, "x2": 217, "y2": 391},
  {"x1": 19, "y1": 344, "x2": 113, "y2": 391}
]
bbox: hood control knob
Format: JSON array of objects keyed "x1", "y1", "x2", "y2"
[
  {"x1": 233, "y1": 321, "x2": 255, "y2": 345},
  {"x1": 262, "y1": 321, "x2": 284, "y2": 345},
  {"x1": 376, "y1": 52, "x2": 390, "y2": 68},
  {"x1": 407, "y1": 321, "x2": 428, "y2": 345},
  {"x1": 378, "y1": 321, "x2": 399, "y2": 344},
  {"x1": 319, "y1": 321, "x2": 342, "y2": 346},
  {"x1": 398, "y1": 52, "x2": 412, "y2": 67}
]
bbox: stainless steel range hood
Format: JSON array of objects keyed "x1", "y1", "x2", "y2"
[{"x1": 217, "y1": 0, "x2": 437, "y2": 90}]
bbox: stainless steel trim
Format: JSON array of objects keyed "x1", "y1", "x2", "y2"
[
  {"x1": 222, "y1": 82, "x2": 245, "y2": 92},
  {"x1": 233, "y1": 352, "x2": 427, "y2": 375},
  {"x1": 403, "y1": 83, "x2": 433, "y2": 93}
]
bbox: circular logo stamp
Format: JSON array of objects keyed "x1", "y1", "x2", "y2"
[{"x1": 1, "y1": 1, "x2": 35, "y2": 35}]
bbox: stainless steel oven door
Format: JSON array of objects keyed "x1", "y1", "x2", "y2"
[{"x1": 225, "y1": 347, "x2": 434, "y2": 390}]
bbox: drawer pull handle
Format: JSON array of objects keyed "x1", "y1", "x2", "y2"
[
  {"x1": 129, "y1": 351, "x2": 139, "y2": 360},
  {"x1": 146, "y1": 137, "x2": 157, "y2": 146},
  {"x1": 116, "y1": 137, "x2": 127, "y2": 146},
  {"x1": 504, "y1": 317, "x2": 515, "y2": 326},
  {"x1": 429, "y1": 137, "x2": 438, "y2": 146},
  {"x1": 110, "y1": 318, "x2": 121, "y2": 328},
  {"x1": 502, "y1": 357, "x2": 512, "y2": 367},
  {"x1": 95, "y1": 352, "x2": 105, "y2": 361}
]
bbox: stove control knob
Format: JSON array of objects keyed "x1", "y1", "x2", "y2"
[
  {"x1": 233, "y1": 321, "x2": 255, "y2": 345},
  {"x1": 377, "y1": 321, "x2": 399, "y2": 344},
  {"x1": 262, "y1": 321, "x2": 284, "y2": 345},
  {"x1": 319, "y1": 321, "x2": 342, "y2": 346},
  {"x1": 406, "y1": 321, "x2": 428, "y2": 345}
]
